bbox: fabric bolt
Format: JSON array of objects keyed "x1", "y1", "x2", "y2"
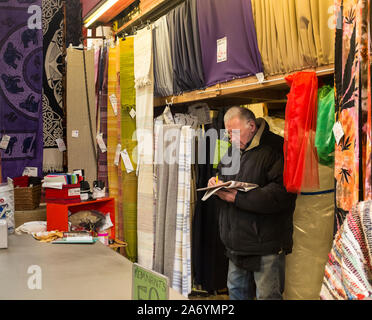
[
  {"x1": 120, "y1": 37, "x2": 138, "y2": 262},
  {"x1": 315, "y1": 85, "x2": 335, "y2": 166},
  {"x1": 65, "y1": 0, "x2": 83, "y2": 47},
  {"x1": 134, "y1": 27, "x2": 155, "y2": 269},
  {"x1": 66, "y1": 48, "x2": 97, "y2": 187},
  {"x1": 172, "y1": 126, "x2": 193, "y2": 297},
  {"x1": 334, "y1": 0, "x2": 369, "y2": 230},
  {"x1": 153, "y1": 123, "x2": 182, "y2": 284},
  {"x1": 42, "y1": 0, "x2": 64, "y2": 173},
  {"x1": 167, "y1": 0, "x2": 205, "y2": 94},
  {"x1": 0, "y1": 0, "x2": 43, "y2": 180},
  {"x1": 153, "y1": 15, "x2": 173, "y2": 97},
  {"x1": 97, "y1": 47, "x2": 109, "y2": 195},
  {"x1": 107, "y1": 46, "x2": 120, "y2": 241},
  {"x1": 320, "y1": 200, "x2": 372, "y2": 300},
  {"x1": 251, "y1": 0, "x2": 335, "y2": 76},
  {"x1": 196, "y1": 0, "x2": 263, "y2": 87},
  {"x1": 192, "y1": 109, "x2": 229, "y2": 292},
  {"x1": 283, "y1": 71, "x2": 319, "y2": 193}
]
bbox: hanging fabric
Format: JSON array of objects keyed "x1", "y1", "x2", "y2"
[
  {"x1": 334, "y1": 0, "x2": 370, "y2": 230},
  {"x1": 153, "y1": 16, "x2": 174, "y2": 97},
  {"x1": 107, "y1": 46, "x2": 121, "y2": 241},
  {"x1": 283, "y1": 71, "x2": 319, "y2": 193},
  {"x1": 192, "y1": 109, "x2": 229, "y2": 293},
  {"x1": 120, "y1": 37, "x2": 137, "y2": 262},
  {"x1": 196, "y1": 0, "x2": 263, "y2": 87},
  {"x1": 65, "y1": 0, "x2": 83, "y2": 47},
  {"x1": 315, "y1": 85, "x2": 335, "y2": 166},
  {"x1": 167, "y1": 0, "x2": 205, "y2": 94},
  {"x1": 320, "y1": 200, "x2": 372, "y2": 300},
  {"x1": 66, "y1": 48, "x2": 97, "y2": 186},
  {"x1": 97, "y1": 47, "x2": 109, "y2": 195},
  {"x1": 172, "y1": 126, "x2": 193, "y2": 297},
  {"x1": 153, "y1": 123, "x2": 182, "y2": 284},
  {"x1": 42, "y1": 0, "x2": 65, "y2": 173},
  {"x1": 0, "y1": 0, "x2": 43, "y2": 180},
  {"x1": 134, "y1": 27, "x2": 155, "y2": 269},
  {"x1": 251, "y1": 0, "x2": 335, "y2": 76}
]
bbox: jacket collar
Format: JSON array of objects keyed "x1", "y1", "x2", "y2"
[{"x1": 244, "y1": 118, "x2": 266, "y2": 152}]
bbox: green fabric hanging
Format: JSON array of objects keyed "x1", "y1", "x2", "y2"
[{"x1": 315, "y1": 85, "x2": 335, "y2": 166}]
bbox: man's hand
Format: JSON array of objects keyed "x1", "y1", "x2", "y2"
[
  {"x1": 216, "y1": 189, "x2": 238, "y2": 203},
  {"x1": 208, "y1": 176, "x2": 223, "y2": 187}
]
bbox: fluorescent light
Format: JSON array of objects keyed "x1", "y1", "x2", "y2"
[{"x1": 84, "y1": 0, "x2": 119, "y2": 28}]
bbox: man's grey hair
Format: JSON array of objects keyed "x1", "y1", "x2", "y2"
[{"x1": 224, "y1": 106, "x2": 257, "y2": 125}]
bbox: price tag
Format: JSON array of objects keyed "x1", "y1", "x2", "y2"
[
  {"x1": 109, "y1": 94, "x2": 118, "y2": 116},
  {"x1": 163, "y1": 106, "x2": 175, "y2": 124},
  {"x1": 217, "y1": 37, "x2": 227, "y2": 63},
  {"x1": 132, "y1": 263, "x2": 169, "y2": 300},
  {"x1": 121, "y1": 149, "x2": 134, "y2": 173},
  {"x1": 68, "y1": 188, "x2": 80, "y2": 197},
  {"x1": 56, "y1": 138, "x2": 66, "y2": 152},
  {"x1": 96, "y1": 133, "x2": 107, "y2": 153},
  {"x1": 72, "y1": 130, "x2": 79, "y2": 138},
  {"x1": 22, "y1": 167, "x2": 38, "y2": 177},
  {"x1": 114, "y1": 144, "x2": 121, "y2": 166},
  {"x1": 256, "y1": 72, "x2": 265, "y2": 83},
  {"x1": 333, "y1": 121, "x2": 344, "y2": 145},
  {"x1": 0, "y1": 135, "x2": 10, "y2": 150},
  {"x1": 129, "y1": 108, "x2": 136, "y2": 119}
]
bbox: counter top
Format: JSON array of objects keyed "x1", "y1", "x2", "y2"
[{"x1": 0, "y1": 234, "x2": 186, "y2": 300}]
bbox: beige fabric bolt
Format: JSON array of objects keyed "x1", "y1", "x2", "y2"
[{"x1": 66, "y1": 48, "x2": 97, "y2": 186}]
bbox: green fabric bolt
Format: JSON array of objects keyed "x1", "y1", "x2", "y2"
[{"x1": 315, "y1": 85, "x2": 335, "y2": 166}]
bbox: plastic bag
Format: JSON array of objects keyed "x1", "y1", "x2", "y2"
[
  {"x1": 315, "y1": 85, "x2": 335, "y2": 166},
  {"x1": 0, "y1": 179, "x2": 15, "y2": 234}
]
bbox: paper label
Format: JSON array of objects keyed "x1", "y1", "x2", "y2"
[
  {"x1": 68, "y1": 188, "x2": 80, "y2": 197},
  {"x1": 0, "y1": 135, "x2": 10, "y2": 150},
  {"x1": 96, "y1": 133, "x2": 107, "y2": 153},
  {"x1": 109, "y1": 94, "x2": 118, "y2": 116},
  {"x1": 163, "y1": 106, "x2": 175, "y2": 124},
  {"x1": 114, "y1": 144, "x2": 121, "y2": 166},
  {"x1": 188, "y1": 103, "x2": 212, "y2": 125},
  {"x1": 56, "y1": 138, "x2": 66, "y2": 152},
  {"x1": 217, "y1": 37, "x2": 227, "y2": 63},
  {"x1": 129, "y1": 108, "x2": 136, "y2": 119},
  {"x1": 72, "y1": 130, "x2": 79, "y2": 138},
  {"x1": 22, "y1": 167, "x2": 38, "y2": 177},
  {"x1": 333, "y1": 121, "x2": 344, "y2": 145},
  {"x1": 121, "y1": 149, "x2": 134, "y2": 174},
  {"x1": 256, "y1": 72, "x2": 265, "y2": 83}
]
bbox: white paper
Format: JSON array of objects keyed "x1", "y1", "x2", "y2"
[
  {"x1": 72, "y1": 130, "x2": 79, "y2": 138},
  {"x1": 217, "y1": 37, "x2": 227, "y2": 63},
  {"x1": 256, "y1": 72, "x2": 265, "y2": 83},
  {"x1": 129, "y1": 108, "x2": 136, "y2": 119},
  {"x1": 96, "y1": 133, "x2": 107, "y2": 153},
  {"x1": 333, "y1": 121, "x2": 344, "y2": 145},
  {"x1": 0, "y1": 135, "x2": 10, "y2": 150},
  {"x1": 22, "y1": 167, "x2": 38, "y2": 177},
  {"x1": 114, "y1": 144, "x2": 121, "y2": 166},
  {"x1": 68, "y1": 188, "x2": 80, "y2": 197},
  {"x1": 121, "y1": 149, "x2": 134, "y2": 173},
  {"x1": 109, "y1": 94, "x2": 118, "y2": 116},
  {"x1": 56, "y1": 138, "x2": 66, "y2": 152}
]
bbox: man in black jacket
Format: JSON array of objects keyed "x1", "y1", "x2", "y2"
[{"x1": 208, "y1": 106, "x2": 297, "y2": 300}]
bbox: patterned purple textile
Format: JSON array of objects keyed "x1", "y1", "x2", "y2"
[
  {"x1": 97, "y1": 47, "x2": 108, "y2": 194},
  {"x1": 0, "y1": 0, "x2": 43, "y2": 180},
  {"x1": 196, "y1": 0, "x2": 263, "y2": 87}
]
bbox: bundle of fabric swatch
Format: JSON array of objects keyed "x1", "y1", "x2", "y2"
[{"x1": 320, "y1": 200, "x2": 372, "y2": 300}]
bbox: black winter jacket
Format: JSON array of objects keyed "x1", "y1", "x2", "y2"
[{"x1": 217, "y1": 119, "x2": 297, "y2": 256}]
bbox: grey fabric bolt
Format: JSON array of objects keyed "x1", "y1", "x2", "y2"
[
  {"x1": 153, "y1": 16, "x2": 174, "y2": 97},
  {"x1": 154, "y1": 124, "x2": 182, "y2": 283}
]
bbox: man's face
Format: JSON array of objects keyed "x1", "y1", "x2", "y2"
[{"x1": 225, "y1": 117, "x2": 256, "y2": 149}]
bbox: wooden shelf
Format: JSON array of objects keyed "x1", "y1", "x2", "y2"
[{"x1": 154, "y1": 64, "x2": 335, "y2": 107}]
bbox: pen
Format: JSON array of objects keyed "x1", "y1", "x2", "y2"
[{"x1": 216, "y1": 174, "x2": 219, "y2": 184}]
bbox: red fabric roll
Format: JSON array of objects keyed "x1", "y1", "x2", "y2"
[{"x1": 283, "y1": 71, "x2": 319, "y2": 193}]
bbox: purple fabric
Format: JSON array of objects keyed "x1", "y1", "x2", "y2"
[
  {"x1": 0, "y1": 0, "x2": 43, "y2": 180},
  {"x1": 196, "y1": 0, "x2": 263, "y2": 87}
]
